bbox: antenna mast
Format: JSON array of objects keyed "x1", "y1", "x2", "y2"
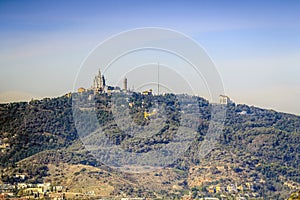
[{"x1": 158, "y1": 62, "x2": 160, "y2": 95}]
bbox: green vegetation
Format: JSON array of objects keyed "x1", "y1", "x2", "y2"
[
  {"x1": 0, "y1": 96, "x2": 77, "y2": 167},
  {"x1": 0, "y1": 91, "x2": 299, "y2": 199}
]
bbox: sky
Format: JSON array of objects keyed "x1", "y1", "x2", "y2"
[{"x1": 0, "y1": 0, "x2": 300, "y2": 115}]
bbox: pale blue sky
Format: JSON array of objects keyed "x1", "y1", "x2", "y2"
[{"x1": 0, "y1": 0, "x2": 300, "y2": 114}]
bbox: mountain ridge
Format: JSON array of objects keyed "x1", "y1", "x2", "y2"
[{"x1": 0, "y1": 92, "x2": 299, "y2": 199}]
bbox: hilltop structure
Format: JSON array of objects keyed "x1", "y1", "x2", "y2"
[
  {"x1": 91, "y1": 69, "x2": 130, "y2": 94},
  {"x1": 93, "y1": 69, "x2": 106, "y2": 94},
  {"x1": 77, "y1": 87, "x2": 86, "y2": 93},
  {"x1": 219, "y1": 95, "x2": 232, "y2": 105},
  {"x1": 123, "y1": 77, "x2": 128, "y2": 91}
]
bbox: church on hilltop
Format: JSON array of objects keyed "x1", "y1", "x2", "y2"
[
  {"x1": 93, "y1": 69, "x2": 106, "y2": 93},
  {"x1": 91, "y1": 69, "x2": 128, "y2": 94}
]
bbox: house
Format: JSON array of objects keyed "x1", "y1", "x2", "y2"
[
  {"x1": 227, "y1": 184, "x2": 237, "y2": 193},
  {"x1": 77, "y1": 87, "x2": 86, "y2": 93},
  {"x1": 53, "y1": 185, "x2": 63, "y2": 192},
  {"x1": 85, "y1": 190, "x2": 95, "y2": 196},
  {"x1": 237, "y1": 184, "x2": 246, "y2": 192},
  {"x1": 219, "y1": 95, "x2": 232, "y2": 105},
  {"x1": 49, "y1": 193, "x2": 65, "y2": 200},
  {"x1": 142, "y1": 89, "x2": 152, "y2": 95},
  {"x1": 0, "y1": 143, "x2": 10, "y2": 149},
  {"x1": 15, "y1": 174, "x2": 26, "y2": 180},
  {"x1": 238, "y1": 110, "x2": 247, "y2": 115},
  {"x1": 65, "y1": 92, "x2": 72, "y2": 98},
  {"x1": 23, "y1": 187, "x2": 43, "y2": 194},
  {"x1": 207, "y1": 186, "x2": 215, "y2": 193},
  {"x1": 0, "y1": 184, "x2": 15, "y2": 193},
  {"x1": 215, "y1": 185, "x2": 225, "y2": 193},
  {"x1": 128, "y1": 102, "x2": 134, "y2": 108},
  {"x1": 245, "y1": 182, "x2": 254, "y2": 191},
  {"x1": 37, "y1": 182, "x2": 51, "y2": 192},
  {"x1": 107, "y1": 86, "x2": 121, "y2": 95},
  {"x1": 17, "y1": 183, "x2": 28, "y2": 189}
]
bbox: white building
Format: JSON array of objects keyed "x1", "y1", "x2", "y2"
[
  {"x1": 219, "y1": 95, "x2": 232, "y2": 105},
  {"x1": 93, "y1": 69, "x2": 106, "y2": 93}
]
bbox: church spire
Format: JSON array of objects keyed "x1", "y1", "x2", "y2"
[{"x1": 93, "y1": 68, "x2": 105, "y2": 93}]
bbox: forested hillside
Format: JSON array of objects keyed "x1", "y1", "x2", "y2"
[{"x1": 0, "y1": 92, "x2": 299, "y2": 199}]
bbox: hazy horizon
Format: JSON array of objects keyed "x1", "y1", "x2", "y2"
[{"x1": 1, "y1": 1, "x2": 300, "y2": 115}]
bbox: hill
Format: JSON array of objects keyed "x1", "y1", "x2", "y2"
[{"x1": 0, "y1": 92, "x2": 299, "y2": 199}]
